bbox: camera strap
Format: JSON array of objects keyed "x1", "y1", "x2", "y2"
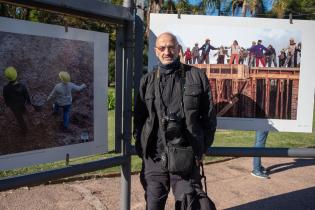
[
  {"x1": 154, "y1": 64, "x2": 187, "y2": 148},
  {"x1": 155, "y1": 65, "x2": 186, "y2": 119}
]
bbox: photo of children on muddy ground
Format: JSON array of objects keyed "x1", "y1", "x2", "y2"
[{"x1": 0, "y1": 31, "x2": 94, "y2": 156}]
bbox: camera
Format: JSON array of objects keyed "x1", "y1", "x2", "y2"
[{"x1": 162, "y1": 113, "x2": 183, "y2": 142}]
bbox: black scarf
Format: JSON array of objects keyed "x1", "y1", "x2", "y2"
[{"x1": 157, "y1": 57, "x2": 181, "y2": 75}]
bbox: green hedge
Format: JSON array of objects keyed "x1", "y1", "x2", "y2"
[
  {"x1": 107, "y1": 87, "x2": 134, "y2": 111},
  {"x1": 108, "y1": 88, "x2": 115, "y2": 110}
]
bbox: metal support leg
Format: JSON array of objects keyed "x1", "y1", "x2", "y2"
[{"x1": 121, "y1": 19, "x2": 133, "y2": 210}]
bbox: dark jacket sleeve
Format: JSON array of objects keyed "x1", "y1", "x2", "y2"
[
  {"x1": 133, "y1": 75, "x2": 149, "y2": 158},
  {"x1": 210, "y1": 45, "x2": 217, "y2": 50},
  {"x1": 199, "y1": 71, "x2": 217, "y2": 153}
]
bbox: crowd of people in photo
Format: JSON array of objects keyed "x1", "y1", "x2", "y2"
[{"x1": 182, "y1": 37, "x2": 301, "y2": 68}]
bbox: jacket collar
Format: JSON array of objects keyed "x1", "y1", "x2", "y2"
[{"x1": 157, "y1": 58, "x2": 180, "y2": 75}]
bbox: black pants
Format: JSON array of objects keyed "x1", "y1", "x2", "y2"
[
  {"x1": 10, "y1": 106, "x2": 28, "y2": 132},
  {"x1": 140, "y1": 155, "x2": 202, "y2": 210}
]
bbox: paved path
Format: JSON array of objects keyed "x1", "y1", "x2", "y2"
[{"x1": 1, "y1": 157, "x2": 315, "y2": 210}]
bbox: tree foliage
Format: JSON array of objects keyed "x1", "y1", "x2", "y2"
[
  {"x1": 270, "y1": 0, "x2": 315, "y2": 19},
  {"x1": 0, "y1": 2, "x2": 120, "y2": 85}
]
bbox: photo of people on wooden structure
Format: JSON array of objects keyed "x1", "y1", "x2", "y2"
[
  {"x1": 193, "y1": 35, "x2": 301, "y2": 120},
  {"x1": 0, "y1": 31, "x2": 94, "y2": 156},
  {"x1": 149, "y1": 15, "x2": 303, "y2": 124}
]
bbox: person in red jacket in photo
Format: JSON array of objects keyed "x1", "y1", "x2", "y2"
[{"x1": 184, "y1": 47, "x2": 192, "y2": 64}]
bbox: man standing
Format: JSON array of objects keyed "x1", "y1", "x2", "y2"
[
  {"x1": 253, "y1": 40, "x2": 269, "y2": 67},
  {"x1": 3, "y1": 66, "x2": 31, "y2": 134},
  {"x1": 284, "y1": 38, "x2": 299, "y2": 67},
  {"x1": 267, "y1": 45, "x2": 277, "y2": 67},
  {"x1": 192, "y1": 43, "x2": 200, "y2": 64},
  {"x1": 134, "y1": 32, "x2": 217, "y2": 209},
  {"x1": 199, "y1": 38, "x2": 217, "y2": 64},
  {"x1": 252, "y1": 131, "x2": 269, "y2": 179},
  {"x1": 247, "y1": 41, "x2": 256, "y2": 67}
]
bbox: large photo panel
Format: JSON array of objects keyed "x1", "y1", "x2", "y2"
[
  {"x1": 149, "y1": 14, "x2": 314, "y2": 132},
  {"x1": 0, "y1": 17, "x2": 108, "y2": 170}
]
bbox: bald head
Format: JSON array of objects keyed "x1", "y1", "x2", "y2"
[
  {"x1": 155, "y1": 32, "x2": 178, "y2": 46},
  {"x1": 155, "y1": 32, "x2": 179, "y2": 65}
]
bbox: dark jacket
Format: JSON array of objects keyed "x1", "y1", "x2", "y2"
[
  {"x1": 3, "y1": 81, "x2": 31, "y2": 110},
  {"x1": 134, "y1": 64, "x2": 216, "y2": 160},
  {"x1": 199, "y1": 43, "x2": 217, "y2": 56}
]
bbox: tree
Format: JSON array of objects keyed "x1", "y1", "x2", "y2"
[
  {"x1": 271, "y1": 0, "x2": 289, "y2": 18},
  {"x1": 198, "y1": 0, "x2": 222, "y2": 15},
  {"x1": 230, "y1": 0, "x2": 265, "y2": 17},
  {"x1": 271, "y1": 0, "x2": 315, "y2": 19}
]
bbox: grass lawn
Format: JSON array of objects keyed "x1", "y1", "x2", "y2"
[{"x1": 1, "y1": 105, "x2": 315, "y2": 179}]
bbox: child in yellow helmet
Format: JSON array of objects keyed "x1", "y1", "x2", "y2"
[
  {"x1": 2, "y1": 66, "x2": 31, "y2": 134},
  {"x1": 47, "y1": 71, "x2": 87, "y2": 132}
]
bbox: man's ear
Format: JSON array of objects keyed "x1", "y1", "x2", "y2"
[{"x1": 154, "y1": 47, "x2": 159, "y2": 57}]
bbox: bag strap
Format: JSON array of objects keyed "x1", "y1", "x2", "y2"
[
  {"x1": 154, "y1": 68, "x2": 167, "y2": 149},
  {"x1": 179, "y1": 63, "x2": 186, "y2": 119},
  {"x1": 200, "y1": 162, "x2": 208, "y2": 195}
]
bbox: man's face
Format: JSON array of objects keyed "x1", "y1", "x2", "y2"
[{"x1": 155, "y1": 34, "x2": 179, "y2": 65}]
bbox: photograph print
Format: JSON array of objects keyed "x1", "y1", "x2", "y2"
[
  {"x1": 0, "y1": 31, "x2": 94, "y2": 156},
  {"x1": 149, "y1": 14, "x2": 314, "y2": 132},
  {"x1": 0, "y1": 16, "x2": 108, "y2": 169}
]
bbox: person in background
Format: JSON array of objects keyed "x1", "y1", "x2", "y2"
[
  {"x1": 239, "y1": 47, "x2": 248, "y2": 64},
  {"x1": 47, "y1": 71, "x2": 87, "y2": 132},
  {"x1": 267, "y1": 44, "x2": 277, "y2": 67},
  {"x1": 3, "y1": 66, "x2": 31, "y2": 134},
  {"x1": 251, "y1": 131, "x2": 269, "y2": 179},
  {"x1": 228, "y1": 40, "x2": 241, "y2": 65},
  {"x1": 247, "y1": 41, "x2": 256, "y2": 67},
  {"x1": 278, "y1": 49, "x2": 287, "y2": 67},
  {"x1": 184, "y1": 47, "x2": 192, "y2": 64},
  {"x1": 214, "y1": 45, "x2": 228, "y2": 64},
  {"x1": 284, "y1": 38, "x2": 300, "y2": 67},
  {"x1": 199, "y1": 38, "x2": 217, "y2": 64},
  {"x1": 253, "y1": 40, "x2": 269, "y2": 67},
  {"x1": 192, "y1": 43, "x2": 200, "y2": 64}
]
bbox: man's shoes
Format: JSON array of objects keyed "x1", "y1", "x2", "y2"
[{"x1": 251, "y1": 170, "x2": 270, "y2": 179}]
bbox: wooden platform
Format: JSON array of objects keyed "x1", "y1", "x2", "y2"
[{"x1": 193, "y1": 64, "x2": 299, "y2": 120}]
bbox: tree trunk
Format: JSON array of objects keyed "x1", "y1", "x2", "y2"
[
  {"x1": 242, "y1": 0, "x2": 248, "y2": 17},
  {"x1": 216, "y1": 1, "x2": 221, "y2": 16},
  {"x1": 145, "y1": 0, "x2": 162, "y2": 39}
]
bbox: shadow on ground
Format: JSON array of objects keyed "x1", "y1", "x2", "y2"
[
  {"x1": 226, "y1": 186, "x2": 315, "y2": 210},
  {"x1": 267, "y1": 158, "x2": 315, "y2": 175}
]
